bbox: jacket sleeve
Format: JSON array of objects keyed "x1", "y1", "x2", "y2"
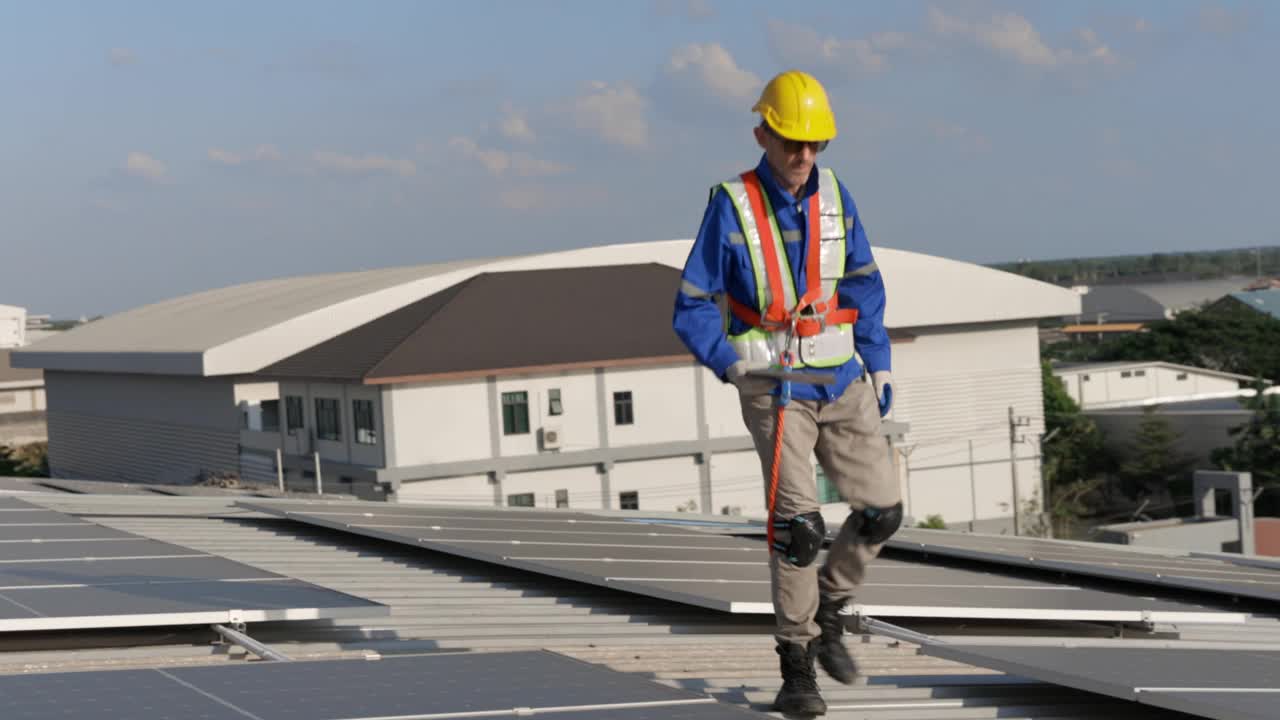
[
  {"x1": 673, "y1": 188, "x2": 742, "y2": 381},
  {"x1": 837, "y1": 183, "x2": 891, "y2": 374}
]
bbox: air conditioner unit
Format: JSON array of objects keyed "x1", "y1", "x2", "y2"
[{"x1": 541, "y1": 425, "x2": 563, "y2": 450}]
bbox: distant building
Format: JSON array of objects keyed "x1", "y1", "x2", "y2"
[
  {"x1": 0, "y1": 305, "x2": 26, "y2": 349},
  {"x1": 12, "y1": 240, "x2": 1079, "y2": 530},
  {"x1": 1071, "y1": 276, "x2": 1253, "y2": 325},
  {"x1": 1053, "y1": 361, "x2": 1257, "y2": 410},
  {"x1": 1215, "y1": 288, "x2": 1280, "y2": 321},
  {"x1": 0, "y1": 348, "x2": 46, "y2": 445}
]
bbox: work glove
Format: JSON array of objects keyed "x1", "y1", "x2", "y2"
[
  {"x1": 725, "y1": 360, "x2": 749, "y2": 386},
  {"x1": 871, "y1": 371, "x2": 892, "y2": 417}
]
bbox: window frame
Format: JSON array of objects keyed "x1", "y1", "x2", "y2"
[
  {"x1": 613, "y1": 391, "x2": 634, "y2": 426},
  {"x1": 285, "y1": 396, "x2": 305, "y2": 434},
  {"x1": 507, "y1": 492, "x2": 535, "y2": 508},
  {"x1": 502, "y1": 391, "x2": 530, "y2": 435},
  {"x1": 352, "y1": 398, "x2": 377, "y2": 445},
  {"x1": 619, "y1": 490, "x2": 639, "y2": 510},
  {"x1": 314, "y1": 397, "x2": 341, "y2": 442}
]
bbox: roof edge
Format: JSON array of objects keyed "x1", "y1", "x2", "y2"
[{"x1": 365, "y1": 354, "x2": 694, "y2": 385}]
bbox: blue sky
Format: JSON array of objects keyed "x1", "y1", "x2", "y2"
[{"x1": 2, "y1": 0, "x2": 1275, "y2": 317}]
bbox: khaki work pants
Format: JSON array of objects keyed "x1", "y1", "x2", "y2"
[{"x1": 738, "y1": 376, "x2": 900, "y2": 647}]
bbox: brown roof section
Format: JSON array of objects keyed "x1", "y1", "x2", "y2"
[
  {"x1": 0, "y1": 349, "x2": 44, "y2": 384},
  {"x1": 259, "y1": 264, "x2": 694, "y2": 383}
]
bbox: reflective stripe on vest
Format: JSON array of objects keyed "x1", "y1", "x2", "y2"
[{"x1": 719, "y1": 168, "x2": 860, "y2": 370}]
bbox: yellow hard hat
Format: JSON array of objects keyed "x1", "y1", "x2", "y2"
[{"x1": 752, "y1": 70, "x2": 837, "y2": 142}]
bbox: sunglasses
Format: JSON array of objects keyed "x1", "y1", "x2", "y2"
[{"x1": 762, "y1": 123, "x2": 829, "y2": 154}]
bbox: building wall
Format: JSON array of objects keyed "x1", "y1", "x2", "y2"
[
  {"x1": 276, "y1": 380, "x2": 387, "y2": 470},
  {"x1": 603, "y1": 365, "x2": 699, "y2": 448},
  {"x1": 388, "y1": 379, "x2": 491, "y2": 465},
  {"x1": 502, "y1": 466, "x2": 603, "y2": 509},
  {"x1": 43, "y1": 370, "x2": 239, "y2": 484},
  {"x1": 1057, "y1": 365, "x2": 1243, "y2": 408},
  {"x1": 494, "y1": 370, "x2": 598, "y2": 457},
  {"x1": 608, "y1": 456, "x2": 703, "y2": 513},
  {"x1": 397, "y1": 473, "x2": 494, "y2": 506},
  {"x1": 0, "y1": 410, "x2": 47, "y2": 446},
  {"x1": 710, "y1": 450, "x2": 766, "y2": 517},
  {"x1": 0, "y1": 307, "x2": 25, "y2": 349},
  {"x1": 891, "y1": 322, "x2": 1045, "y2": 527}
]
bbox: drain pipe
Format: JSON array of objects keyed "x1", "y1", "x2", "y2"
[{"x1": 212, "y1": 623, "x2": 294, "y2": 662}]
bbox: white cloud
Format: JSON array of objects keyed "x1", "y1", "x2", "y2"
[
  {"x1": 124, "y1": 152, "x2": 168, "y2": 183},
  {"x1": 500, "y1": 107, "x2": 536, "y2": 143},
  {"x1": 767, "y1": 19, "x2": 910, "y2": 76},
  {"x1": 572, "y1": 81, "x2": 649, "y2": 149},
  {"x1": 653, "y1": 0, "x2": 715, "y2": 21},
  {"x1": 108, "y1": 48, "x2": 137, "y2": 66},
  {"x1": 449, "y1": 137, "x2": 571, "y2": 178},
  {"x1": 312, "y1": 150, "x2": 416, "y2": 177},
  {"x1": 662, "y1": 43, "x2": 762, "y2": 105},
  {"x1": 928, "y1": 7, "x2": 1116, "y2": 68}
]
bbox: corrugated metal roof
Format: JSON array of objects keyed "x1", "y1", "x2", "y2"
[
  {"x1": 260, "y1": 264, "x2": 691, "y2": 383},
  {"x1": 12, "y1": 241, "x2": 1082, "y2": 377},
  {"x1": 0, "y1": 493, "x2": 1214, "y2": 719},
  {"x1": 1229, "y1": 289, "x2": 1280, "y2": 320}
]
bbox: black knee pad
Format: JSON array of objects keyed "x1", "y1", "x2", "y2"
[
  {"x1": 843, "y1": 502, "x2": 903, "y2": 545},
  {"x1": 772, "y1": 511, "x2": 826, "y2": 567}
]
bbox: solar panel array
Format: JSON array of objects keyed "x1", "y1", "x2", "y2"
[
  {"x1": 889, "y1": 528, "x2": 1280, "y2": 604},
  {"x1": 2, "y1": 650, "x2": 767, "y2": 720},
  {"x1": 0, "y1": 497, "x2": 385, "y2": 632},
  {"x1": 238, "y1": 500, "x2": 1245, "y2": 624},
  {"x1": 914, "y1": 642, "x2": 1280, "y2": 720}
]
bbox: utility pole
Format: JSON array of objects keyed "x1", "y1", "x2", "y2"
[{"x1": 1008, "y1": 406, "x2": 1031, "y2": 535}]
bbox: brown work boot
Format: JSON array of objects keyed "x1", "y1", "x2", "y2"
[
  {"x1": 772, "y1": 641, "x2": 826, "y2": 715},
  {"x1": 814, "y1": 598, "x2": 858, "y2": 684}
]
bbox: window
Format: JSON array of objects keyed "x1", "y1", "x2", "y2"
[
  {"x1": 816, "y1": 467, "x2": 841, "y2": 504},
  {"x1": 315, "y1": 398, "x2": 341, "y2": 441},
  {"x1": 261, "y1": 400, "x2": 280, "y2": 432},
  {"x1": 503, "y1": 391, "x2": 530, "y2": 435},
  {"x1": 1081, "y1": 374, "x2": 1091, "y2": 382},
  {"x1": 613, "y1": 391, "x2": 634, "y2": 425},
  {"x1": 508, "y1": 492, "x2": 535, "y2": 507},
  {"x1": 1177, "y1": 372, "x2": 1189, "y2": 381},
  {"x1": 548, "y1": 388, "x2": 563, "y2": 416},
  {"x1": 353, "y1": 399, "x2": 377, "y2": 445},
  {"x1": 1121, "y1": 371, "x2": 1133, "y2": 378},
  {"x1": 619, "y1": 491, "x2": 639, "y2": 510},
  {"x1": 285, "y1": 396, "x2": 305, "y2": 433},
  {"x1": 555, "y1": 489, "x2": 569, "y2": 508},
  {"x1": 1135, "y1": 370, "x2": 1146, "y2": 377}
]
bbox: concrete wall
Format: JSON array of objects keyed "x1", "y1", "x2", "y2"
[
  {"x1": 388, "y1": 378, "x2": 490, "y2": 465},
  {"x1": 277, "y1": 381, "x2": 387, "y2": 469},
  {"x1": 0, "y1": 307, "x2": 25, "y2": 349},
  {"x1": 0, "y1": 410, "x2": 46, "y2": 446},
  {"x1": 0, "y1": 386, "x2": 45, "y2": 414},
  {"x1": 503, "y1": 466, "x2": 604, "y2": 509},
  {"x1": 43, "y1": 370, "x2": 239, "y2": 484},
  {"x1": 891, "y1": 322, "x2": 1045, "y2": 527},
  {"x1": 1096, "y1": 517, "x2": 1240, "y2": 553},
  {"x1": 603, "y1": 366, "x2": 699, "y2": 448}
]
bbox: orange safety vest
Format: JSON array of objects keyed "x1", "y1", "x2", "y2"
[{"x1": 719, "y1": 168, "x2": 861, "y2": 369}]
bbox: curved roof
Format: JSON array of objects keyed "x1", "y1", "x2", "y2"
[{"x1": 12, "y1": 240, "x2": 1079, "y2": 376}]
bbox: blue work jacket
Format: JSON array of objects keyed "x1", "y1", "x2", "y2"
[{"x1": 672, "y1": 155, "x2": 890, "y2": 402}]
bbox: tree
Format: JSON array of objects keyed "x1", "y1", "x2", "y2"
[
  {"x1": 1117, "y1": 407, "x2": 1194, "y2": 503},
  {"x1": 1040, "y1": 361, "x2": 1112, "y2": 534},
  {"x1": 0, "y1": 442, "x2": 48, "y2": 478},
  {"x1": 1211, "y1": 382, "x2": 1280, "y2": 490}
]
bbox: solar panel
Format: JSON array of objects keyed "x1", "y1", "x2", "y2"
[
  {"x1": 0, "y1": 650, "x2": 766, "y2": 719},
  {"x1": 890, "y1": 528, "x2": 1280, "y2": 604},
  {"x1": 237, "y1": 500, "x2": 1245, "y2": 624},
  {"x1": 908, "y1": 641, "x2": 1280, "y2": 720},
  {"x1": 0, "y1": 497, "x2": 385, "y2": 632}
]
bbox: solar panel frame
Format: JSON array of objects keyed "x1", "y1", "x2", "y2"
[
  {"x1": 0, "y1": 497, "x2": 387, "y2": 632},
  {"x1": 0, "y1": 650, "x2": 766, "y2": 720},
  {"x1": 889, "y1": 528, "x2": 1280, "y2": 604},
  {"x1": 906, "y1": 641, "x2": 1280, "y2": 720},
  {"x1": 238, "y1": 500, "x2": 1247, "y2": 624}
]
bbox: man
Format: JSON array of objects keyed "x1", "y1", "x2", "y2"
[{"x1": 672, "y1": 70, "x2": 903, "y2": 715}]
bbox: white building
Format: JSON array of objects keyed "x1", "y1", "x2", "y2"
[
  {"x1": 0, "y1": 305, "x2": 26, "y2": 349},
  {"x1": 12, "y1": 240, "x2": 1077, "y2": 529},
  {"x1": 1053, "y1": 361, "x2": 1256, "y2": 410},
  {"x1": 0, "y1": 348, "x2": 47, "y2": 445}
]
